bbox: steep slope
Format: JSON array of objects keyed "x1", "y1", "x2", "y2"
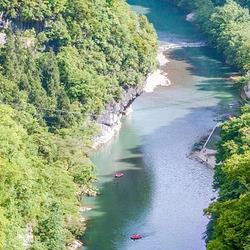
[{"x1": 0, "y1": 0, "x2": 157, "y2": 249}]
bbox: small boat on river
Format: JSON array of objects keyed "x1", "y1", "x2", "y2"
[
  {"x1": 131, "y1": 234, "x2": 142, "y2": 240},
  {"x1": 115, "y1": 173, "x2": 124, "y2": 178},
  {"x1": 213, "y1": 117, "x2": 224, "y2": 122},
  {"x1": 213, "y1": 114, "x2": 233, "y2": 122},
  {"x1": 228, "y1": 103, "x2": 240, "y2": 109}
]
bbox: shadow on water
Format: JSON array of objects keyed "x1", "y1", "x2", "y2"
[
  {"x1": 81, "y1": 67, "x2": 236, "y2": 249},
  {"x1": 82, "y1": 144, "x2": 154, "y2": 250},
  {"x1": 81, "y1": 1, "x2": 240, "y2": 249},
  {"x1": 165, "y1": 46, "x2": 240, "y2": 108},
  {"x1": 136, "y1": 110, "x2": 215, "y2": 250},
  {"x1": 195, "y1": 79, "x2": 239, "y2": 99},
  {"x1": 167, "y1": 47, "x2": 238, "y2": 79},
  {"x1": 81, "y1": 41, "x2": 241, "y2": 250},
  {"x1": 81, "y1": 43, "x2": 239, "y2": 246},
  {"x1": 82, "y1": 104, "x2": 219, "y2": 250},
  {"x1": 127, "y1": 0, "x2": 202, "y2": 40}
]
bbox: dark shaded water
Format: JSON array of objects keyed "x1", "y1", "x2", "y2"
[{"x1": 82, "y1": 1, "x2": 239, "y2": 249}]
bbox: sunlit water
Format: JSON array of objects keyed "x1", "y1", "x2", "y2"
[{"x1": 82, "y1": 1, "x2": 239, "y2": 249}]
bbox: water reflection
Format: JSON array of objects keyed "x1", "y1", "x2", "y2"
[
  {"x1": 128, "y1": 0, "x2": 200, "y2": 40},
  {"x1": 129, "y1": 5, "x2": 151, "y2": 15},
  {"x1": 83, "y1": 122, "x2": 154, "y2": 250},
  {"x1": 82, "y1": 1, "x2": 239, "y2": 249}
]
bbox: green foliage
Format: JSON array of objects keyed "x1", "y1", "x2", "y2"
[
  {"x1": 203, "y1": 112, "x2": 250, "y2": 248},
  {"x1": 45, "y1": 14, "x2": 71, "y2": 48},
  {"x1": 235, "y1": 75, "x2": 250, "y2": 89},
  {"x1": 0, "y1": 0, "x2": 157, "y2": 248},
  {"x1": 193, "y1": 0, "x2": 214, "y2": 30},
  {"x1": 0, "y1": 0, "x2": 67, "y2": 21},
  {"x1": 0, "y1": 105, "x2": 96, "y2": 249},
  {"x1": 217, "y1": 113, "x2": 250, "y2": 161},
  {"x1": 205, "y1": 0, "x2": 250, "y2": 71},
  {"x1": 171, "y1": 0, "x2": 250, "y2": 72},
  {"x1": 206, "y1": 190, "x2": 250, "y2": 249},
  {"x1": 34, "y1": 202, "x2": 66, "y2": 250},
  {"x1": 168, "y1": 1, "x2": 250, "y2": 247}
]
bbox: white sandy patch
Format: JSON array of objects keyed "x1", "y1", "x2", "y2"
[
  {"x1": 144, "y1": 40, "x2": 206, "y2": 93},
  {"x1": 144, "y1": 45, "x2": 171, "y2": 92},
  {"x1": 186, "y1": 12, "x2": 196, "y2": 22},
  {"x1": 144, "y1": 69, "x2": 171, "y2": 92}
]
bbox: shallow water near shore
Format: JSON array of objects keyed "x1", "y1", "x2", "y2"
[{"x1": 82, "y1": 1, "x2": 239, "y2": 249}]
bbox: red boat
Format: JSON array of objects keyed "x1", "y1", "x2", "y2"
[
  {"x1": 131, "y1": 234, "x2": 142, "y2": 240},
  {"x1": 115, "y1": 173, "x2": 124, "y2": 178}
]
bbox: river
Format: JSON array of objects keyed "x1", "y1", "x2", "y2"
[{"x1": 82, "y1": 1, "x2": 239, "y2": 250}]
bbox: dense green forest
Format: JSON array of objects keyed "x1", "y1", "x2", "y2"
[
  {"x1": 168, "y1": 0, "x2": 250, "y2": 249},
  {"x1": 204, "y1": 106, "x2": 250, "y2": 249},
  {"x1": 0, "y1": 0, "x2": 157, "y2": 249},
  {"x1": 170, "y1": 0, "x2": 250, "y2": 73}
]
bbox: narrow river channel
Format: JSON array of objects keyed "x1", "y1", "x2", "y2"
[{"x1": 82, "y1": 1, "x2": 239, "y2": 249}]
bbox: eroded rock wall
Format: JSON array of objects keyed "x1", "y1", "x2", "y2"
[{"x1": 93, "y1": 86, "x2": 143, "y2": 148}]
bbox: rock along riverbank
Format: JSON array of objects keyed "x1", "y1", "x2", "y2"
[
  {"x1": 92, "y1": 38, "x2": 207, "y2": 149},
  {"x1": 92, "y1": 44, "x2": 170, "y2": 149}
]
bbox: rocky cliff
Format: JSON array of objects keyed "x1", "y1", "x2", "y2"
[{"x1": 92, "y1": 86, "x2": 143, "y2": 149}]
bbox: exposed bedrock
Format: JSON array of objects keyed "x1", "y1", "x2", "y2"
[{"x1": 93, "y1": 86, "x2": 143, "y2": 149}]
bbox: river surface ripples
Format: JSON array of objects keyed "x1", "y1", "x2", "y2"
[{"x1": 82, "y1": 1, "x2": 239, "y2": 249}]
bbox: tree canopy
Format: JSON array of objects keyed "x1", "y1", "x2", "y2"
[
  {"x1": 0, "y1": 0, "x2": 157, "y2": 248},
  {"x1": 169, "y1": 0, "x2": 250, "y2": 248},
  {"x1": 205, "y1": 108, "x2": 250, "y2": 249},
  {"x1": 172, "y1": 0, "x2": 250, "y2": 72}
]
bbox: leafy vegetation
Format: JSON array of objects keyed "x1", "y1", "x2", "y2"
[
  {"x1": 0, "y1": 105, "x2": 98, "y2": 249},
  {"x1": 204, "y1": 107, "x2": 250, "y2": 249},
  {"x1": 0, "y1": 0, "x2": 157, "y2": 248},
  {"x1": 171, "y1": 0, "x2": 250, "y2": 72},
  {"x1": 168, "y1": 0, "x2": 250, "y2": 248}
]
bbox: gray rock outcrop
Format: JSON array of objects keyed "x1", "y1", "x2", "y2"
[
  {"x1": 93, "y1": 86, "x2": 143, "y2": 148},
  {"x1": 242, "y1": 80, "x2": 250, "y2": 100}
]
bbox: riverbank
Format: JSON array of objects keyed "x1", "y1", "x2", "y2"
[
  {"x1": 188, "y1": 104, "x2": 242, "y2": 168},
  {"x1": 93, "y1": 37, "x2": 208, "y2": 149},
  {"x1": 83, "y1": 0, "x2": 240, "y2": 248},
  {"x1": 92, "y1": 43, "x2": 172, "y2": 148},
  {"x1": 189, "y1": 148, "x2": 217, "y2": 168},
  {"x1": 144, "y1": 43, "x2": 171, "y2": 92},
  {"x1": 92, "y1": 86, "x2": 143, "y2": 149},
  {"x1": 188, "y1": 124, "x2": 220, "y2": 168}
]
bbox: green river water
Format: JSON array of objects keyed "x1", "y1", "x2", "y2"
[{"x1": 82, "y1": 1, "x2": 239, "y2": 249}]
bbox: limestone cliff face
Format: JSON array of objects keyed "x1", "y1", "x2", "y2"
[
  {"x1": 93, "y1": 86, "x2": 143, "y2": 148},
  {"x1": 0, "y1": 11, "x2": 45, "y2": 33},
  {"x1": 242, "y1": 80, "x2": 250, "y2": 100},
  {"x1": 0, "y1": 32, "x2": 5, "y2": 44},
  {"x1": 0, "y1": 14, "x2": 145, "y2": 149}
]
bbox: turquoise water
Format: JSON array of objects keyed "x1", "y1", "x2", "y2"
[{"x1": 82, "y1": 1, "x2": 239, "y2": 249}]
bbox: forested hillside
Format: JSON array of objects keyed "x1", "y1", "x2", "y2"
[
  {"x1": 204, "y1": 106, "x2": 250, "y2": 250},
  {"x1": 0, "y1": 0, "x2": 157, "y2": 249},
  {"x1": 171, "y1": 0, "x2": 250, "y2": 73},
  {"x1": 168, "y1": 0, "x2": 250, "y2": 249}
]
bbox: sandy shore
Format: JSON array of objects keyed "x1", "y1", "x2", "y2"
[
  {"x1": 188, "y1": 149, "x2": 217, "y2": 168},
  {"x1": 144, "y1": 45, "x2": 171, "y2": 92},
  {"x1": 144, "y1": 40, "x2": 206, "y2": 93}
]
